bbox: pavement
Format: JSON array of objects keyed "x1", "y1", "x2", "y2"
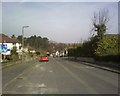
[
  {"x1": 1, "y1": 57, "x2": 37, "y2": 69},
  {"x1": 66, "y1": 57, "x2": 120, "y2": 74}
]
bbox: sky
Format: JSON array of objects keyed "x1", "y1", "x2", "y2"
[{"x1": 1, "y1": 1, "x2": 118, "y2": 43}]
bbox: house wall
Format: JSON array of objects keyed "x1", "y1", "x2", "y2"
[
  {"x1": 16, "y1": 43, "x2": 21, "y2": 50},
  {"x1": 0, "y1": 42, "x2": 21, "y2": 55}
]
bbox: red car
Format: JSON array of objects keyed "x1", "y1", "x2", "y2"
[{"x1": 39, "y1": 56, "x2": 49, "y2": 62}]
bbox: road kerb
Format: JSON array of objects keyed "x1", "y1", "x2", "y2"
[
  {"x1": 67, "y1": 57, "x2": 120, "y2": 74},
  {"x1": 80, "y1": 61, "x2": 120, "y2": 74}
]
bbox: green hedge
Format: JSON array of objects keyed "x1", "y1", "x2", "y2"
[{"x1": 68, "y1": 34, "x2": 119, "y2": 62}]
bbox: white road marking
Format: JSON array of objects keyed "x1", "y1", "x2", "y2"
[
  {"x1": 40, "y1": 67, "x2": 45, "y2": 71},
  {"x1": 17, "y1": 85, "x2": 22, "y2": 88},
  {"x1": 38, "y1": 83, "x2": 47, "y2": 88},
  {"x1": 49, "y1": 70, "x2": 53, "y2": 72},
  {"x1": 35, "y1": 64, "x2": 40, "y2": 68}
]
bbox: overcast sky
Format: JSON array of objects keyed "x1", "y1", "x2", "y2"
[{"x1": 2, "y1": 2, "x2": 118, "y2": 43}]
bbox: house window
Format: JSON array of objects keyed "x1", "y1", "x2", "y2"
[
  {"x1": 13, "y1": 43, "x2": 16, "y2": 46},
  {"x1": 19, "y1": 46, "x2": 22, "y2": 49}
]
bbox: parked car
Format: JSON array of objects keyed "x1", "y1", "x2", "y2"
[
  {"x1": 6, "y1": 55, "x2": 13, "y2": 60},
  {"x1": 39, "y1": 56, "x2": 49, "y2": 62}
]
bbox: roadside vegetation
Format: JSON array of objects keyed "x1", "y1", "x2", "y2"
[
  {"x1": 68, "y1": 35, "x2": 119, "y2": 62},
  {"x1": 68, "y1": 9, "x2": 120, "y2": 63}
]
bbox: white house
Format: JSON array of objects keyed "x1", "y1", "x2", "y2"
[
  {"x1": 0, "y1": 34, "x2": 21, "y2": 55},
  {"x1": 55, "y1": 51, "x2": 59, "y2": 57}
]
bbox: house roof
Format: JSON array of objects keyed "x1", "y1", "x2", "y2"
[{"x1": 0, "y1": 34, "x2": 20, "y2": 43}]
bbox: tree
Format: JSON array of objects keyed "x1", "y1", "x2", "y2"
[
  {"x1": 11, "y1": 34, "x2": 16, "y2": 38},
  {"x1": 11, "y1": 46, "x2": 19, "y2": 60},
  {"x1": 92, "y1": 9, "x2": 110, "y2": 40},
  {"x1": 17, "y1": 35, "x2": 22, "y2": 43},
  {"x1": 91, "y1": 9, "x2": 110, "y2": 56},
  {"x1": 11, "y1": 46, "x2": 17, "y2": 54}
]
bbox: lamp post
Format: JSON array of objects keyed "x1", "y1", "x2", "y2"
[{"x1": 22, "y1": 26, "x2": 29, "y2": 63}]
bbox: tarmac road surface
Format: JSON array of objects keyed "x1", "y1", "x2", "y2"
[{"x1": 2, "y1": 57, "x2": 119, "y2": 94}]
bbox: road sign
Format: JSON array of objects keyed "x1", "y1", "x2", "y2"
[{"x1": 0, "y1": 44, "x2": 9, "y2": 53}]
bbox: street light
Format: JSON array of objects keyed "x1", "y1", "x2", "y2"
[
  {"x1": 22, "y1": 26, "x2": 29, "y2": 63},
  {"x1": 22, "y1": 26, "x2": 29, "y2": 49}
]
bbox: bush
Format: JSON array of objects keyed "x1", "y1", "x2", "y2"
[
  {"x1": 68, "y1": 34, "x2": 119, "y2": 63},
  {"x1": 29, "y1": 53, "x2": 33, "y2": 57},
  {"x1": 36, "y1": 51, "x2": 40, "y2": 56},
  {"x1": 95, "y1": 35, "x2": 119, "y2": 56},
  {"x1": 12, "y1": 53, "x2": 19, "y2": 61}
]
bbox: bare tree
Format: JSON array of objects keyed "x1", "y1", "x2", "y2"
[{"x1": 92, "y1": 9, "x2": 110, "y2": 39}]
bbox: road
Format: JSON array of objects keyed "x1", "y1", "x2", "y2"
[{"x1": 2, "y1": 57, "x2": 118, "y2": 94}]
